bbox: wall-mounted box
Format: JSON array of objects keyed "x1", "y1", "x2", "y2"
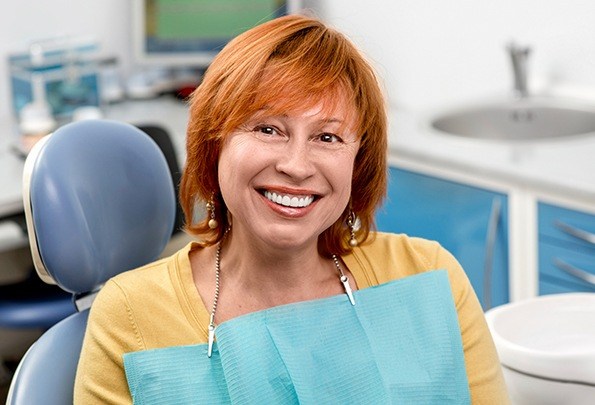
[{"x1": 8, "y1": 38, "x2": 101, "y2": 121}]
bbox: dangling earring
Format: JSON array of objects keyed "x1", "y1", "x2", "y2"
[
  {"x1": 206, "y1": 194, "x2": 218, "y2": 230},
  {"x1": 347, "y1": 210, "x2": 358, "y2": 247}
]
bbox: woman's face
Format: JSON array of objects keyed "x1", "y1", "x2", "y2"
[{"x1": 217, "y1": 98, "x2": 360, "y2": 252}]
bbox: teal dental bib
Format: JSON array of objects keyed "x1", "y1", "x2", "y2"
[{"x1": 124, "y1": 270, "x2": 470, "y2": 404}]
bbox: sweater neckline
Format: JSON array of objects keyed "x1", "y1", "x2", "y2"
[{"x1": 171, "y1": 241, "x2": 377, "y2": 340}]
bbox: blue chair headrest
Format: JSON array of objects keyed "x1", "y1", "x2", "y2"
[{"x1": 23, "y1": 120, "x2": 176, "y2": 295}]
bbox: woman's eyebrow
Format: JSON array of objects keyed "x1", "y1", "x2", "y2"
[
  {"x1": 282, "y1": 114, "x2": 346, "y2": 124},
  {"x1": 319, "y1": 118, "x2": 344, "y2": 124},
  {"x1": 251, "y1": 108, "x2": 346, "y2": 124}
]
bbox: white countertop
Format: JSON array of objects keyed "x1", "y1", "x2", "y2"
[{"x1": 388, "y1": 107, "x2": 595, "y2": 205}]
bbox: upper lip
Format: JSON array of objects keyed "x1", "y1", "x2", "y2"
[{"x1": 257, "y1": 186, "x2": 321, "y2": 198}]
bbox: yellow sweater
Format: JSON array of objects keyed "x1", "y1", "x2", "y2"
[{"x1": 74, "y1": 233, "x2": 509, "y2": 404}]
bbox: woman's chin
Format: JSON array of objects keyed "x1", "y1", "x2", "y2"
[{"x1": 249, "y1": 228, "x2": 319, "y2": 252}]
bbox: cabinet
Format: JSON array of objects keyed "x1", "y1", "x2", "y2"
[
  {"x1": 376, "y1": 167, "x2": 509, "y2": 309},
  {"x1": 538, "y1": 202, "x2": 595, "y2": 295}
]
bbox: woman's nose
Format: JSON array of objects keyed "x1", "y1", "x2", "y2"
[{"x1": 274, "y1": 140, "x2": 316, "y2": 181}]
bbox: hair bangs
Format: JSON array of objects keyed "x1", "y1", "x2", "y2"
[{"x1": 249, "y1": 63, "x2": 360, "y2": 137}]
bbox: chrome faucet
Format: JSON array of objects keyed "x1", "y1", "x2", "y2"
[{"x1": 508, "y1": 42, "x2": 531, "y2": 98}]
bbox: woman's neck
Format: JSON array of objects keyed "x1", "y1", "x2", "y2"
[
  {"x1": 200, "y1": 229, "x2": 343, "y2": 322},
  {"x1": 191, "y1": 223, "x2": 354, "y2": 324},
  {"x1": 221, "y1": 230, "x2": 330, "y2": 293}
]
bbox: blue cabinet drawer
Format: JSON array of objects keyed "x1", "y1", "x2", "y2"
[
  {"x1": 539, "y1": 277, "x2": 595, "y2": 295},
  {"x1": 539, "y1": 241, "x2": 595, "y2": 293},
  {"x1": 538, "y1": 202, "x2": 595, "y2": 253}
]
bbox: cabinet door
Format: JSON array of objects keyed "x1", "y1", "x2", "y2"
[
  {"x1": 539, "y1": 243, "x2": 595, "y2": 294},
  {"x1": 376, "y1": 167, "x2": 509, "y2": 309},
  {"x1": 538, "y1": 202, "x2": 595, "y2": 295}
]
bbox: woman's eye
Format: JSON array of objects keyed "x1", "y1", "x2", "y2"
[
  {"x1": 254, "y1": 125, "x2": 278, "y2": 136},
  {"x1": 319, "y1": 133, "x2": 341, "y2": 143}
]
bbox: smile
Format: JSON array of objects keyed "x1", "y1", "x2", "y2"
[{"x1": 263, "y1": 190, "x2": 315, "y2": 208}]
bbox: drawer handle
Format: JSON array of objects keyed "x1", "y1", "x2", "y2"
[
  {"x1": 554, "y1": 258, "x2": 595, "y2": 287},
  {"x1": 483, "y1": 197, "x2": 502, "y2": 311},
  {"x1": 555, "y1": 220, "x2": 595, "y2": 245}
]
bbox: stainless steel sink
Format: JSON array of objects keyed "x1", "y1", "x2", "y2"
[{"x1": 431, "y1": 98, "x2": 595, "y2": 140}]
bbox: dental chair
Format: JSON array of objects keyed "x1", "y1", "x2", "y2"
[{"x1": 6, "y1": 120, "x2": 176, "y2": 404}]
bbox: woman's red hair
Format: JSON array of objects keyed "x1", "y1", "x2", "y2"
[{"x1": 180, "y1": 14, "x2": 387, "y2": 256}]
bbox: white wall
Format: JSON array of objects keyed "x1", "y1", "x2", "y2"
[
  {"x1": 312, "y1": 0, "x2": 595, "y2": 111},
  {"x1": 2, "y1": 0, "x2": 595, "y2": 130}
]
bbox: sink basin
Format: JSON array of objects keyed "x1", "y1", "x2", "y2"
[
  {"x1": 486, "y1": 293, "x2": 595, "y2": 404},
  {"x1": 431, "y1": 97, "x2": 595, "y2": 140}
]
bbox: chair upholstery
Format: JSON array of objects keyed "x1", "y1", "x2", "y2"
[
  {"x1": 7, "y1": 119, "x2": 176, "y2": 404},
  {"x1": 0, "y1": 213, "x2": 75, "y2": 331},
  {"x1": 0, "y1": 275, "x2": 73, "y2": 329}
]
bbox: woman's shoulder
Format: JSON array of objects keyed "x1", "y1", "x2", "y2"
[
  {"x1": 366, "y1": 231, "x2": 439, "y2": 250},
  {"x1": 352, "y1": 232, "x2": 464, "y2": 284},
  {"x1": 87, "y1": 242, "x2": 209, "y2": 351},
  {"x1": 102, "y1": 257, "x2": 171, "y2": 302},
  {"x1": 95, "y1": 243, "x2": 193, "y2": 308},
  {"x1": 111, "y1": 255, "x2": 171, "y2": 287},
  {"x1": 361, "y1": 232, "x2": 443, "y2": 267}
]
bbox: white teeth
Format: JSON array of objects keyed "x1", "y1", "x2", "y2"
[{"x1": 264, "y1": 191, "x2": 314, "y2": 208}]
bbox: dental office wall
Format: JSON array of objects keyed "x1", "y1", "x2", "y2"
[
  {"x1": 2, "y1": 0, "x2": 595, "y2": 133},
  {"x1": 315, "y1": 0, "x2": 595, "y2": 111}
]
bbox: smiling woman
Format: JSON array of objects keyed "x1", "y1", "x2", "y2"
[
  {"x1": 74, "y1": 14, "x2": 510, "y2": 404},
  {"x1": 181, "y1": 17, "x2": 387, "y2": 256}
]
